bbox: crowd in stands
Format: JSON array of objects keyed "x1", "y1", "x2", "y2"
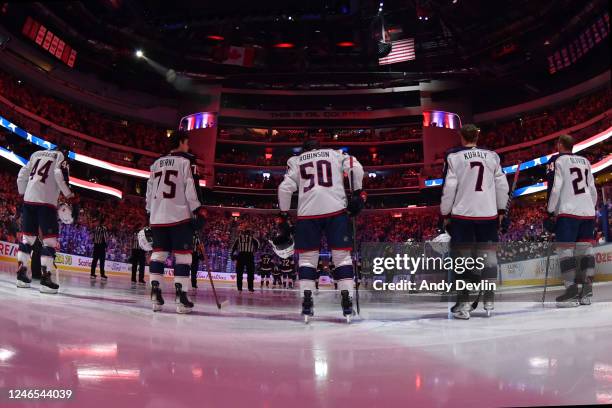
[
  {"x1": 1, "y1": 162, "x2": 610, "y2": 274},
  {"x1": 216, "y1": 149, "x2": 423, "y2": 167},
  {"x1": 479, "y1": 87, "x2": 611, "y2": 149},
  {"x1": 218, "y1": 126, "x2": 422, "y2": 143},
  {"x1": 215, "y1": 169, "x2": 422, "y2": 190},
  {"x1": 0, "y1": 70, "x2": 168, "y2": 154}
]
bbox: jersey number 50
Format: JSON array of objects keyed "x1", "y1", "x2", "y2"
[{"x1": 300, "y1": 160, "x2": 332, "y2": 193}]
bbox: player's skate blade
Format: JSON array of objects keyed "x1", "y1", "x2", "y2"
[
  {"x1": 39, "y1": 270, "x2": 59, "y2": 294},
  {"x1": 150, "y1": 281, "x2": 164, "y2": 312},
  {"x1": 302, "y1": 290, "x2": 314, "y2": 323},
  {"x1": 16, "y1": 265, "x2": 31, "y2": 288},
  {"x1": 175, "y1": 283, "x2": 194, "y2": 314},
  {"x1": 483, "y1": 291, "x2": 494, "y2": 317},
  {"x1": 579, "y1": 283, "x2": 593, "y2": 306},
  {"x1": 340, "y1": 290, "x2": 354, "y2": 324},
  {"x1": 556, "y1": 284, "x2": 580, "y2": 308}
]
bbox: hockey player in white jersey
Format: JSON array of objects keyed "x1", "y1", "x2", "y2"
[
  {"x1": 146, "y1": 131, "x2": 206, "y2": 314},
  {"x1": 276, "y1": 139, "x2": 365, "y2": 322},
  {"x1": 16, "y1": 146, "x2": 75, "y2": 294},
  {"x1": 544, "y1": 134, "x2": 598, "y2": 307},
  {"x1": 441, "y1": 124, "x2": 509, "y2": 319}
]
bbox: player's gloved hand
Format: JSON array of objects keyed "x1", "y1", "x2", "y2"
[
  {"x1": 441, "y1": 216, "x2": 452, "y2": 235},
  {"x1": 543, "y1": 213, "x2": 556, "y2": 233},
  {"x1": 499, "y1": 210, "x2": 509, "y2": 233},
  {"x1": 347, "y1": 190, "x2": 367, "y2": 217},
  {"x1": 276, "y1": 211, "x2": 293, "y2": 236},
  {"x1": 192, "y1": 207, "x2": 208, "y2": 229}
]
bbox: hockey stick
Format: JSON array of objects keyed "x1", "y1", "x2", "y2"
[
  {"x1": 198, "y1": 242, "x2": 228, "y2": 309},
  {"x1": 541, "y1": 238, "x2": 554, "y2": 305},
  {"x1": 348, "y1": 163, "x2": 361, "y2": 315},
  {"x1": 471, "y1": 161, "x2": 522, "y2": 311}
]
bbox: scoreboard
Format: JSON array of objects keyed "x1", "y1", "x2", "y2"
[{"x1": 21, "y1": 16, "x2": 77, "y2": 68}]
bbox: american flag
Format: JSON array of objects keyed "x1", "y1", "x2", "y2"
[{"x1": 378, "y1": 38, "x2": 415, "y2": 65}]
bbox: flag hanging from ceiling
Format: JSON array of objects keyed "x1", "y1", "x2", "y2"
[{"x1": 378, "y1": 38, "x2": 415, "y2": 65}]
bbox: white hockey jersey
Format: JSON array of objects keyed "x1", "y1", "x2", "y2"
[
  {"x1": 17, "y1": 150, "x2": 72, "y2": 207},
  {"x1": 441, "y1": 146, "x2": 509, "y2": 219},
  {"x1": 146, "y1": 152, "x2": 202, "y2": 226},
  {"x1": 546, "y1": 153, "x2": 597, "y2": 218},
  {"x1": 278, "y1": 149, "x2": 364, "y2": 218}
]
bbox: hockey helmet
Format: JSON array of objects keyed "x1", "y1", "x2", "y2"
[
  {"x1": 431, "y1": 232, "x2": 451, "y2": 243},
  {"x1": 58, "y1": 203, "x2": 75, "y2": 224},
  {"x1": 268, "y1": 237, "x2": 294, "y2": 259},
  {"x1": 138, "y1": 227, "x2": 154, "y2": 251},
  {"x1": 429, "y1": 232, "x2": 451, "y2": 257}
]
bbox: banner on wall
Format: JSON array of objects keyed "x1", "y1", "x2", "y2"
[
  {"x1": 500, "y1": 243, "x2": 612, "y2": 285},
  {"x1": 0, "y1": 241, "x2": 328, "y2": 284}
]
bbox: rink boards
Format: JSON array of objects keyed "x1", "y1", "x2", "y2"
[{"x1": 1, "y1": 240, "x2": 611, "y2": 286}]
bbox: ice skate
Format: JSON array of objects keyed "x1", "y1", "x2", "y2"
[
  {"x1": 579, "y1": 282, "x2": 593, "y2": 306},
  {"x1": 452, "y1": 302, "x2": 472, "y2": 320},
  {"x1": 16, "y1": 263, "x2": 31, "y2": 288},
  {"x1": 175, "y1": 283, "x2": 194, "y2": 314},
  {"x1": 150, "y1": 280, "x2": 164, "y2": 312},
  {"x1": 302, "y1": 290, "x2": 314, "y2": 323},
  {"x1": 341, "y1": 289, "x2": 354, "y2": 323},
  {"x1": 451, "y1": 290, "x2": 472, "y2": 320},
  {"x1": 483, "y1": 290, "x2": 494, "y2": 317},
  {"x1": 39, "y1": 268, "x2": 59, "y2": 294},
  {"x1": 100, "y1": 274, "x2": 108, "y2": 281},
  {"x1": 556, "y1": 284, "x2": 580, "y2": 308},
  {"x1": 90, "y1": 274, "x2": 96, "y2": 280}
]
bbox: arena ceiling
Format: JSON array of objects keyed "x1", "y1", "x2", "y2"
[{"x1": 0, "y1": 0, "x2": 609, "y2": 96}]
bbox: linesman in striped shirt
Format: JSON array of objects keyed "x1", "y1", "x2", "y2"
[
  {"x1": 230, "y1": 229, "x2": 259, "y2": 292},
  {"x1": 90, "y1": 219, "x2": 109, "y2": 281},
  {"x1": 130, "y1": 227, "x2": 146, "y2": 284}
]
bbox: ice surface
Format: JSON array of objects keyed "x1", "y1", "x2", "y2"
[{"x1": 0, "y1": 266, "x2": 611, "y2": 408}]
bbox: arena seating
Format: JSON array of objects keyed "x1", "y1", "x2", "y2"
[{"x1": 2, "y1": 167, "x2": 608, "y2": 272}]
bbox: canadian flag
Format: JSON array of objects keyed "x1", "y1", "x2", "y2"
[{"x1": 223, "y1": 46, "x2": 256, "y2": 67}]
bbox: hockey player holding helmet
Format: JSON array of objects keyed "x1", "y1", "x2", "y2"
[{"x1": 274, "y1": 138, "x2": 365, "y2": 322}]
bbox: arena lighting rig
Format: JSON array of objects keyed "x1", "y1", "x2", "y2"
[{"x1": 0, "y1": 113, "x2": 609, "y2": 199}]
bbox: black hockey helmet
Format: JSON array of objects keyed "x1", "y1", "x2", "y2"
[{"x1": 302, "y1": 138, "x2": 320, "y2": 152}]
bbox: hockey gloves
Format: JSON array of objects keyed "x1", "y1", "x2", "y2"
[
  {"x1": 543, "y1": 213, "x2": 556, "y2": 233},
  {"x1": 273, "y1": 212, "x2": 294, "y2": 246},
  {"x1": 347, "y1": 190, "x2": 367, "y2": 217},
  {"x1": 192, "y1": 207, "x2": 208, "y2": 230}
]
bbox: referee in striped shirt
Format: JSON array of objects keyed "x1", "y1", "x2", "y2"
[
  {"x1": 130, "y1": 229, "x2": 146, "y2": 284},
  {"x1": 230, "y1": 229, "x2": 259, "y2": 292},
  {"x1": 90, "y1": 219, "x2": 109, "y2": 280}
]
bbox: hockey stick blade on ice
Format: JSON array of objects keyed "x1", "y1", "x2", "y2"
[{"x1": 199, "y1": 243, "x2": 228, "y2": 309}]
